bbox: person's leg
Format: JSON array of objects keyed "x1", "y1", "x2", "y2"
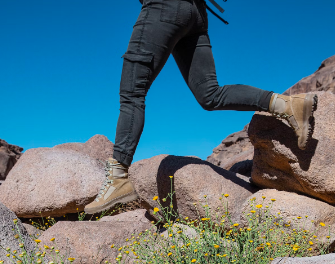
[
  {"x1": 85, "y1": 0, "x2": 195, "y2": 213},
  {"x1": 172, "y1": 31, "x2": 317, "y2": 150},
  {"x1": 172, "y1": 32, "x2": 273, "y2": 112},
  {"x1": 113, "y1": 0, "x2": 194, "y2": 167}
]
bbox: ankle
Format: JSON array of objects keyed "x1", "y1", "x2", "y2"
[{"x1": 269, "y1": 93, "x2": 290, "y2": 114}]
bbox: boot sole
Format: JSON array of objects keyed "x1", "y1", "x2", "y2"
[
  {"x1": 84, "y1": 191, "x2": 139, "y2": 215},
  {"x1": 299, "y1": 94, "x2": 318, "y2": 150}
]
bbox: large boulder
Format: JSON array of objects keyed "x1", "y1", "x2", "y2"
[
  {"x1": 129, "y1": 154, "x2": 259, "y2": 224},
  {"x1": 0, "y1": 135, "x2": 114, "y2": 218},
  {"x1": 241, "y1": 189, "x2": 335, "y2": 249},
  {"x1": 207, "y1": 124, "x2": 254, "y2": 173},
  {"x1": 284, "y1": 55, "x2": 335, "y2": 95},
  {"x1": 248, "y1": 92, "x2": 335, "y2": 205},
  {"x1": 0, "y1": 139, "x2": 23, "y2": 181},
  {"x1": 271, "y1": 254, "x2": 335, "y2": 264},
  {"x1": 0, "y1": 202, "x2": 35, "y2": 262},
  {"x1": 39, "y1": 209, "x2": 155, "y2": 264}
]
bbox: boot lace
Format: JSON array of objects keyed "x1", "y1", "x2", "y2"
[
  {"x1": 271, "y1": 112, "x2": 290, "y2": 119},
  {"x1": 95, "y1": 160, "x2": 119, "y2": 201}
]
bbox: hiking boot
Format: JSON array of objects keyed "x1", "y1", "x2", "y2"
[
  {"x1": 269, "y1": 93, "x2": 318, "y2": 150},
  {"x1": 84, "y1": 158, "x2": 138, "y2": 214}
]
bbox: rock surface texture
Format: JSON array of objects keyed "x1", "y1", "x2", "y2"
[
  {"x1": 271, "y1": 253, "x2": 335, "y2": 264},
  {"x1": 39, "y1": 210, "x2": 155, "y2": 264},
  {"x1": 248, "y1": 92, "x2": 335, "y2": 205},
  {"x1": 0, "y1": 202, "x2": 35, "y2": 262},
  {"x1": 129, "y1": 154, "x2": 259, "y2": 224},
  {"x1": 0, "y1": 139, "x2": 23, "y2": 181},
  {"x1": 241, "y1": 189, "x2": 335, "y2": 248},
  {"x1": 284, "y1": 55, "x2": 335, "y2": 95},
  {"x1": 0, "y1": 135, "x2": 114, "y2": 218},
  {"x1": 206, "y1": 124, "x2": 254, "y2": 173},
  {"x1": 22, "y1": 223, "x2": 43, "y2": 238}
]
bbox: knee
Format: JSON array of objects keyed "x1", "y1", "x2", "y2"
[
  {"x1": 192, "y1": 81, "x2": 220, "y2": 111},
  {"x1": 120, "y1": 92, "x2": 146, "y2": 109},
  {"x1": 199, "y1": 100, "x2": 215, "y2": 111}
]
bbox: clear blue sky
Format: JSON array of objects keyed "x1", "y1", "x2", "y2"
[{"x1": 1, "y1": 0, "x2": 334, "y2": 163}]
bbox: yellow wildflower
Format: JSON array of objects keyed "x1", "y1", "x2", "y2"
[
  {"x1": 169, "y1": 176, "x2": 173, "y2": 178},
  {"x1": 68, "y1": 258, "x2": 75, "y2": 263},
  {"x1": 224, "y1": 194, "x2": 229, "y2": 197},
  {"x1": 168, "y1": 252, "x2": 172, "y2": 256},
  {"x1": 153, "y1": 207, "x2": 159, "y2": 213},
  {"x1": 309, "y1": 241, "x2": 313, "y2": 245},
  {"x1": 320, "y1": 222, "x2": 326, "y2": 227},
  {"x1": 250, "y1": 210, "x2": 256, "y2": 214},
  {"x1": 50, "y1": 238, "x2": 55, "y2": 242},
  {"x1": 255, "y1": 204, "x2": 262, "y2": 209},
  {"x1": 191, "y1": 260, "x2": 196, "y2": 263},
  {"x1": 152, "y1": 196, "x2": 158, "y2": 201},
  {"x1": 213, "y1": 244, "x2": 220, "y2": 249}
]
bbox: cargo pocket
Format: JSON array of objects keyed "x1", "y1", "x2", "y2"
[
  {"x1": 120, "y1": 51, "x2": 154, "y2": 94},
  {"x1": 160, "y1": 0, "x2": 192, "y2": 26}
]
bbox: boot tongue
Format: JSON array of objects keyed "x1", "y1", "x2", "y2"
[{"x1": 274, "y1": 97, "x2": 286, "y2": 114}]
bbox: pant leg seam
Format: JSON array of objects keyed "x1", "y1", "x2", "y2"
[
  {"x1": 123, "y1": 104, "x2": 136, "y2": 163},
  {"x1": 137, "y1": 2, "x2": 151, "y2": 52}
]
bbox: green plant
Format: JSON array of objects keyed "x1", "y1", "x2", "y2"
[
  {"x1": 114, "y1": 176, "x2": 333, "y2": 264},
  {"x1": 0, "y1": 219, "x2": 75, "y2": 264}
]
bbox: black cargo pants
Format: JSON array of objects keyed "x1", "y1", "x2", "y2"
[{"x1": 113, "y1": 0, "x2": 273, "y2": 166}]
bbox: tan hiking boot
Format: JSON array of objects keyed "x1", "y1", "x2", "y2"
[
  {"x1": 269, "y1": 93, "x2": 318, "y2": 150},
  {"x1": 84, "y1": 158, "x2": 138, "y2": 214}
]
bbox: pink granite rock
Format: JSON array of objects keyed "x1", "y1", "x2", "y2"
[
  {"x1": 0, "y1": 135, "x2": 113, "y2": 218},
  {"x1": 0, "y1": 202, "x2": 36, "y2": 262},
  {"x1": 0, "y1": 139, "x2": 23, "y2": 181},
  {"x1": 207, "y1": 124, "x2": 254, "y2": 173},
  {"x1": 39, "y1": 210, "x2": 155, "y2": 264},
  {"x1": 284, "y1": 55, "x2": 335, "y2": 95},
  {"x1": 241, "y1": 189, "x2": 335, "y2": 251},
  {"x1": 248, "y1": 92, "x2": 335, "y2": 205},
  {"x1": 129, "y1": 154, "x2": 259, "y2": 224}
]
